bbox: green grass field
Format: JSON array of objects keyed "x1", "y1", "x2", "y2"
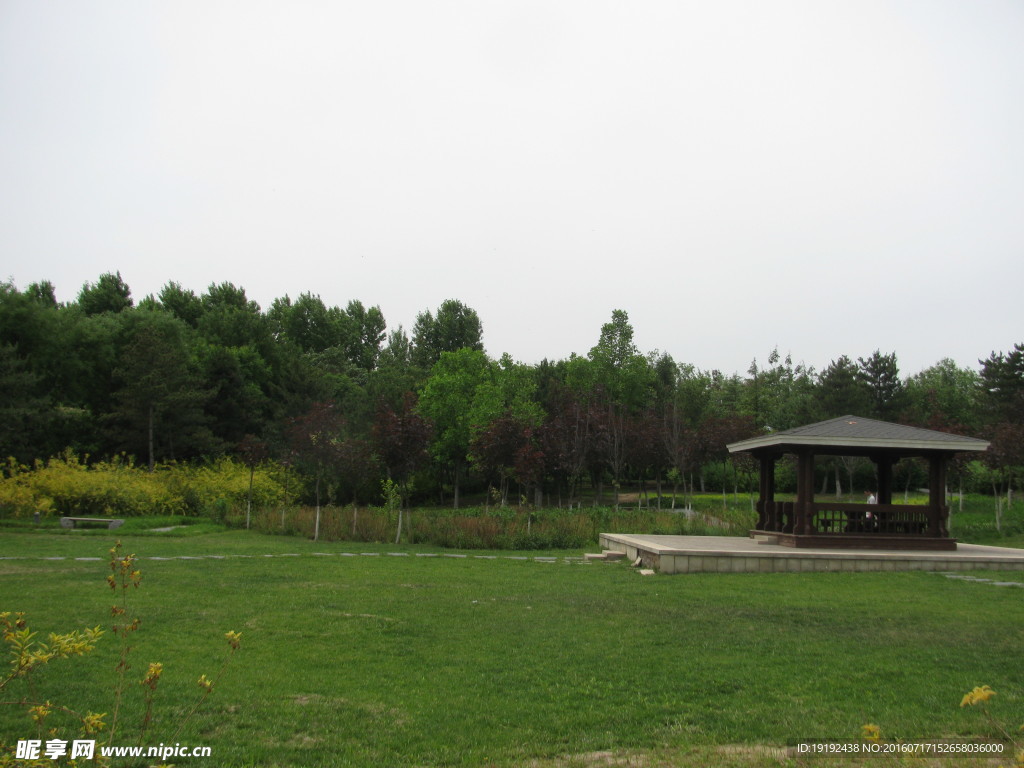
[{"x1": 2, "y1": 527, "x2": 1023, "y2": 767}]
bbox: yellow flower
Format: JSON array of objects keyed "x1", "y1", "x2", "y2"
[
  {"x1": 961, "y1": 685, "x2": 997, "y2": 707},
  {"x1": 225, "y1": 630, "x2": 242, "y2": 651},
  {"x1": 83, "y1": 711, "x2": 106, "y2": 734},
  {"x1": 29, "y1": 702, "x2": 51, "y2": 724},
  {"x1": 197, "y1": 674, "x2": 214, "y2": 693},
  {"x1": 141, "y1": 662, "x2": 163, "y2": 689},
  {"x1": 861, "y1": 723, "x2": 881, "y2": 743}
]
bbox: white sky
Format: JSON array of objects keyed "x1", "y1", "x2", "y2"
[{"x1": 2, "y1": 1, "x2": 1022, "y2": 377}]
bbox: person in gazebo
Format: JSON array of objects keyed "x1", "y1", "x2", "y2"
[{"x1": 864, "y1": 490, "x2": 878, "y2": 532}]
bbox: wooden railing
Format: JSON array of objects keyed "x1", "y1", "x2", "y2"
[{"x1": 757, "y1": 501, "x2": 945, "y2": 537}]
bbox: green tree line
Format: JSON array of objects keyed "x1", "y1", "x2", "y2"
[{"x1": 1, "y1": 274, "x2": 1021, "y2": 509}]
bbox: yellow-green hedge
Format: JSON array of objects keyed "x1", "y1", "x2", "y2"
[{"x1": 0, "y1": 452, "x2": 286, "y2": 519}]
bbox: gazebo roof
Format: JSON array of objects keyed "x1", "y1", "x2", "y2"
[{"x1": 727, "y1": 415, "x2": 990, "y2": 456}]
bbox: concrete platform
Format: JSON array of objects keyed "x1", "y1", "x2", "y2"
[{"x1": 598, "y1": 533, "x2": 1024, "y2": 574}]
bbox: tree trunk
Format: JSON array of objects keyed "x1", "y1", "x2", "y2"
[
  {"x1": 281, "y1": 466, "x2": 289, "y2": 530},
  {"x1": 993, "y1": 478, "x2": 1002, "y2": 532},
  {"x1": 147, "y1": 403, "x2": 155, "y2": 472},
  {"x1": 246, "y1": 466, "x2": 255, "y2": 530},
  {"x1": 452, "y1": 462, "x2": 462, "y2": 510},
  {"x1": 395, "y1": 508, "x2": 403, "y2": 544},
  {"x1": 314, "y1": 473, "x2": 321, "y2": 542}
]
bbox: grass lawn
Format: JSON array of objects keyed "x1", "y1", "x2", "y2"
[{"x1": 2, "y1": 527, "x2": 1023, "y2": 767}]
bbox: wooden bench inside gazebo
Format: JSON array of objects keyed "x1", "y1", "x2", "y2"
[{"x1": 727, "y1": 415, "x2": 990, "y2": 551}]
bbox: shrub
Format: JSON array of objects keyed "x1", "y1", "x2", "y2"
[{"x1": 0, "y1": 453, "x2": 285, "y2": 520}]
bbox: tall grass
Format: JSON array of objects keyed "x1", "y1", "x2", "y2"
[{"x1": 245, "y1": 500, "x2": 747, "y2": 549}]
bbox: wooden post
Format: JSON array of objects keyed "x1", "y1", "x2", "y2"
[
  {"x1": 928, "y1": 454, "x2": 947, "y2": 537},
  {"x1": 876, "y1": 455, "x2": 894, "y2": 505},
  {"x1": 794, "y1": 450, "x2": 815, "y2": 536},
  {"x1": 757, "y1": 453, "x2": 776, "y2": 531}
]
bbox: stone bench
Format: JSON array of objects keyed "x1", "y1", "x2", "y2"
[{"x1": 60, "y1": 517, "x2": 125, "y2": 530}]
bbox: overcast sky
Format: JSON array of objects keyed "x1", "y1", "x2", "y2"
[{"x1": 2, "y1": 1, "x2": 1022, "y2": 377}]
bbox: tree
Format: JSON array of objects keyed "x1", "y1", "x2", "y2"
[
  {"x1": 858, "y1": 350, "x2": 906, "y2": 420},
  {"x1": 411, "y1": 299, "x2": 484, "y2": 369},
  {"x1": 195, "y1": 343, "x2": 271, "y2": 448},
  {"x1": 372, "y1": 392, "x2": 431, "y2": 503},
  {"x1": 238, "y1": 434, "x2": 270, "y2": 529},
  {"x1": 373, "y1": 392, "x2": 431, "y2": 542},
  {"x1": 905, "y1": 359, "x2": 981, "y2": 433},
  {"x1": 0, "y1": 344, "x2": 48, "y2": 462},
  {"x1": 343, "y1": 300, "x2": 386, "y2": 371},
  {"x1": 158, "y1": 282, "x2": 203, "y2": 327},
  {"x1": 25, "y1": 281, "x2": 57, "y2": 307},
  {"x1": 661, "y1": 365, "x2": 713, "y2": 508},
  {"x1": 417, "y1": 348, "x2": 493, "y2": 508},
  {"x1": 334, "y1": 436, "x2": 380, "y2": 509},
  {"x1": 538, "y1": 382, "x2": 601, "y2": 506},
  {"x1": 697, "y1": 413, "x2": 757, "y2": 507},
  {"x1": 470, "y1": 411, "x2": 537, "y2": 506},
  {"x1": 624, "y1": 406, "x2": 666, "y2": 507},
  {"x1": 268, "y1": 293, "x2": 348, "y2": 354},
  {"x1": 48, "y1": 309, "x2": 124, "y2": 450},
  {"x1": 818, "y1": 356, "x2": 871, "y2": 417},
  {"x1": 0, "y1": 280, "x2": 61, "y2": 368},
  {"x1": 198, "y1": 283, "x2": 270, "y2": 349},
  {"x1": 979, "y1": 343, "x2": 1024, "y2": 514},
  {"x1": 369, "y1": 326, "x2": 419, "y2": 411},
  {"x1": 286, "y1": 402, "x2": 345, "y2": 541},
  {"x1": 979, "y1": 343, "x2": 1024, "y2": 425},
  {"x1": 77, "y1": 272, "x2": 132, "y2": 315},
  {"x1": 902, "y1": 359, "x2": 982, "y2": 506},
  {"x1": 743, "y1": 349, "x2": 818, "y2": 432},
  {"x1": 107, "y1": 310, "x2": 212, "y2": 469},
  {"x1": 586, "y1": 310, "x2": 655, "y2": 507}
]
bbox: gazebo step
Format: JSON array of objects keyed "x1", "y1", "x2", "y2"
[
  {"x1": 584, "y1": 550, "x2": 628, "y2": 562},
  {"x1": 753, "y1": 534, "x2": 779, "y2": 545}
]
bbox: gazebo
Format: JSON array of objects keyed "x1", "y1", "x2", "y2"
[{"x1": 726, "y1": 415, "x2": 990, "y2": 551}]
